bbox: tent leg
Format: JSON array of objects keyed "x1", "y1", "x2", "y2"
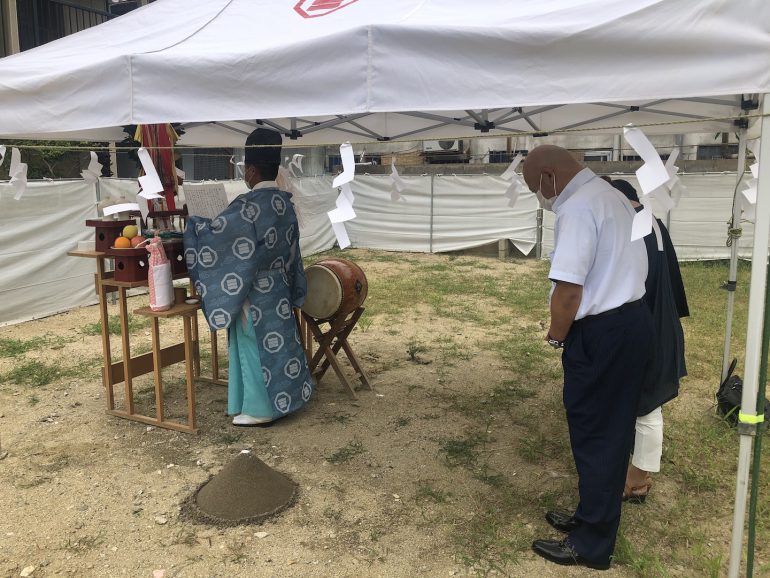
[
  {"x1": 729, "y1": 437, "x2": 754, "y2": 577},
  {"x1": 535, "y1": 207, "x2": 543, "y2": 259},
  {"x1": 727, "y1": 95, "x2": 770, "y2": 578},
  {"x1": 109, "y1": 142, "x2": 118, "y2": 178},
  {"x1": 429, "y1": 174, "x2": 435, "y2": 253},
  {"x1": 746, "y1": 262, "x2": 770, "y2": 576},
  {"x1": 722, "y1": 129, "x2": 748, "y2": 381}
]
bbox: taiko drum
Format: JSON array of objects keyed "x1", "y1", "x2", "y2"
[{"x1": 302, "y1": 258, "x2": 368, "y2": 321}]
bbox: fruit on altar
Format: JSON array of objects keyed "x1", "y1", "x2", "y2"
[
  {"x1": 130, "y1": 236, "x2": 146, "y2": 248},
  {"x1": 122, "y1": 225, "x2": 139, "y2": 239},
  {"x1": 114, "y1": 236, "x2": 131, "y2": 249}
]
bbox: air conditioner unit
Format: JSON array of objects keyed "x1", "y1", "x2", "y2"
[{"x1": 423, "y1": 139, "x2": 461, "y2": 152}]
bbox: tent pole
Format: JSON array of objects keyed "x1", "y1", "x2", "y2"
[
  {"x1": 746, "y1": 255, "x2": 770, "y2": 576},
  {"x1": 535, "y1": 207, "x2": 543, "y2": 259},
  {"x1": 722, "y1": 129, "x2": 748, "y2": 381},
  {"x1": 109, "y1": 142, "x2": 118, "y2": 178},
  {"x1": 429, "y1": 174, "x2": 435, "y2": 253},
  {"x1": 667, "y1": 135, "x2": 683, "y2": 232},
  {"x1": 727, "y1": 95, "x2": 770, "y2": 578}
]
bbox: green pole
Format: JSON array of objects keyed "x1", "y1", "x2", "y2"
[{"x1": 746, "y1": 259, "x2": 770, "y2": 577}]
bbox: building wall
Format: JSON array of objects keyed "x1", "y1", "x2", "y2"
[
  {"x1": 321, "y1": 130, "x2": 742, "y2": 174},
  {"x1": 11, "y1": 0, "x2": 131, "y2": 52},
  {"x1": 0, "y1": 0, "x2": 7, "y2": 56}
]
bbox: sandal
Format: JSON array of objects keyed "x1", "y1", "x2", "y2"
[{"x1": 623, "y1": 473, "x2": 652, "y2": 504}]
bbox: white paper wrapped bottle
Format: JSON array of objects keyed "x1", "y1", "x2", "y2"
[{"x1": 146, "y1": 237, "x2": 173, "y2": 311}]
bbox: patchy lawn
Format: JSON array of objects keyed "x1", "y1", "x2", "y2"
[{"x1": 0, "y1": 250, "x2": 767, "y2": 578}]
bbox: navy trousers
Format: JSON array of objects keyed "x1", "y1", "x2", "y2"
[{"x1": 561, "y1": 304, "x2": 653, "y2": 563}]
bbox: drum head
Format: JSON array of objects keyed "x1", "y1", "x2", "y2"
[{"x1": 302, "y1": 265, "x2": 343, "y2": 319}]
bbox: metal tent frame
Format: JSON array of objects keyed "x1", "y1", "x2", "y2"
[{"x1": 176, "y1": 97, "x2": 744, "y2": 146}]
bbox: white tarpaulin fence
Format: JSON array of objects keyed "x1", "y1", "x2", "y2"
[
  {"x1": 542, "y1": 173, "x2": 755, "y2": 260},
  {"x1": 0, "y1": 173, "x2": 754, "y2": 325},
  {"x1": 0, "y1": 180, "x2": 100, "y2": 326}
]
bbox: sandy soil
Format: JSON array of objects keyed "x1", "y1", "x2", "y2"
[{"x1": 1, "y1": 250, "x2": 650, "y2": 578}]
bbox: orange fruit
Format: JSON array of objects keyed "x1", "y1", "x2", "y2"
[{"x1": 114, "y1": 236, "x2": 131, "y2": 249}]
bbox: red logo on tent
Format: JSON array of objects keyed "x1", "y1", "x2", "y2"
[{"x1": 294, "y1": 0, "x2": 359, "y2": 18}]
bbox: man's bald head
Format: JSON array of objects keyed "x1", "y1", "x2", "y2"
[{"x1": 522, "y1": 145, "x2": 584, "y2": 199}]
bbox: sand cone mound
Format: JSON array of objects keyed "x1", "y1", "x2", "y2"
[{"x1": 184, "y1": 451, "x2": 297, "y2": 526}]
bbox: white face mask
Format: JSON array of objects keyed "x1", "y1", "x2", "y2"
[{"x1": 536, "y1": 172, "x2": 557, "y2": 211}]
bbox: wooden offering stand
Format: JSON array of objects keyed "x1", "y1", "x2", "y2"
[
  {"x1": 105, "y1": 239, "x2": 185, "y2": 284},
  {"x1": 68, "y1": 247, "x2": 226, "y2": 434},
  {"x1": 297, "y1": 307, "x2": 372, "y2": 399},
  {"x1": 106, "y1": 246, "x2": 149, "y2": 283},
  {"x1": 86, "y1": 219, "x2": 135, "y2": 252},
  {"x1": 132, "y1": 301, "x2": 201, "y2": 433},
  {"x1": 163, "y1": 239, "x2": 187, "y2": 276}
]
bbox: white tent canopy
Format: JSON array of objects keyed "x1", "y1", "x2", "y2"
[{"x1": 0, "y1": 0, "x2": 768, "y2": 144}]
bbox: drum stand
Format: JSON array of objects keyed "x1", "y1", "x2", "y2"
[{"x1": 297, "y1": 307, "x2": 372, "y2": 399}]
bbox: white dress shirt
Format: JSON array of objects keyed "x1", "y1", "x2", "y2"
[{"x1": 549, "y1": 168, "x2": 647, "y2": 320}]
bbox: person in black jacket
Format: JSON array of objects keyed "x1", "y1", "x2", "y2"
[{"x1": 607, "y1": 178, "x2": 689, "y2": 503}]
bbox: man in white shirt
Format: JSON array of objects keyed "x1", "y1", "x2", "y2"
[{"x1": 522, "y1": 145, "x2": 653, "y2": 570}]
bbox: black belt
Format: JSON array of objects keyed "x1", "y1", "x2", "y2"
[{"x1": 575, "y1": 298, "x2": 644, "y2": 324}]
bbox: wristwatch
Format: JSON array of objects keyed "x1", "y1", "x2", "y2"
[{"x1": 547, "y1": 333, "x2": 565, "y2": 349}]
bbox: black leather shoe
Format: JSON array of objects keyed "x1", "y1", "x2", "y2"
[
  {"x1": 545, "y1": 510, "x2": 580, "y2": 533},
  {"x1": 532, "y1": 539, "x2": 610, "y2": 570}
]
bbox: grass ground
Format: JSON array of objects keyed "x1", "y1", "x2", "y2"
[
  {"x1": 310, "y1": 253, "x2": 770, "y2": 577},
  {"x1": 0, "y1": 250, "x2": 768, "y2": 577}
]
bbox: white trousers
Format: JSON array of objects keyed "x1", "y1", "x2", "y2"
[{"x1": 631, "y1": 406, "x2": 663, "y2": 472}]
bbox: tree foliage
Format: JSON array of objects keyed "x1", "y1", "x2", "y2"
[{"x1": 0, "y1": 140, "x2": 109, "y2": 179}]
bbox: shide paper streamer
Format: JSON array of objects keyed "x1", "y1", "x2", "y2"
[
  {"x1": 81, "y1": 151, "x2": 103, "y2": 184},
  {"x1": 623, "y1": 125, "x2": 682, "y2": 241},
  {"x1": 389, "y1": 157, "x2": 406, "y2": 202},
  {"x1": 328, "y1": 143, "x2": 357, "y2": 249},
  {"x1": 499, "y1": 153, "x2": 526, "y2": 208},
  {"x1": 9, "y1": 147, "x2": 28, "y2": 201}
]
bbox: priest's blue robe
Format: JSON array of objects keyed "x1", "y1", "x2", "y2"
[{"x1": 183, "y1": 185, "x2": 313, "y2": 421}]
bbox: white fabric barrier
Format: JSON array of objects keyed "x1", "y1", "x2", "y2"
[
  {"x1": 1, "y1": 173, "x2": 755, "y2": 325},
  {"x1": 541, "y1": 173, "x2": 754, "y2": 261},
  {"x1": 346, "y1": 175, "x2": 432, "y2": 252},
  {"x1": 668, "y1": 174, "x2": 754, "y2": 260},
  {"x1": 328, "y1": 174, "x2": 538, "y2": 254},
  {"x1": 283, "y1": 177, "x2": 338, "y2": 257},
  {"x1": 0, "y1": 180, "x2": 99, "y2": 326},
  {"x1": 432, "y1": 175, "x2": 538, "y2": 255}
]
